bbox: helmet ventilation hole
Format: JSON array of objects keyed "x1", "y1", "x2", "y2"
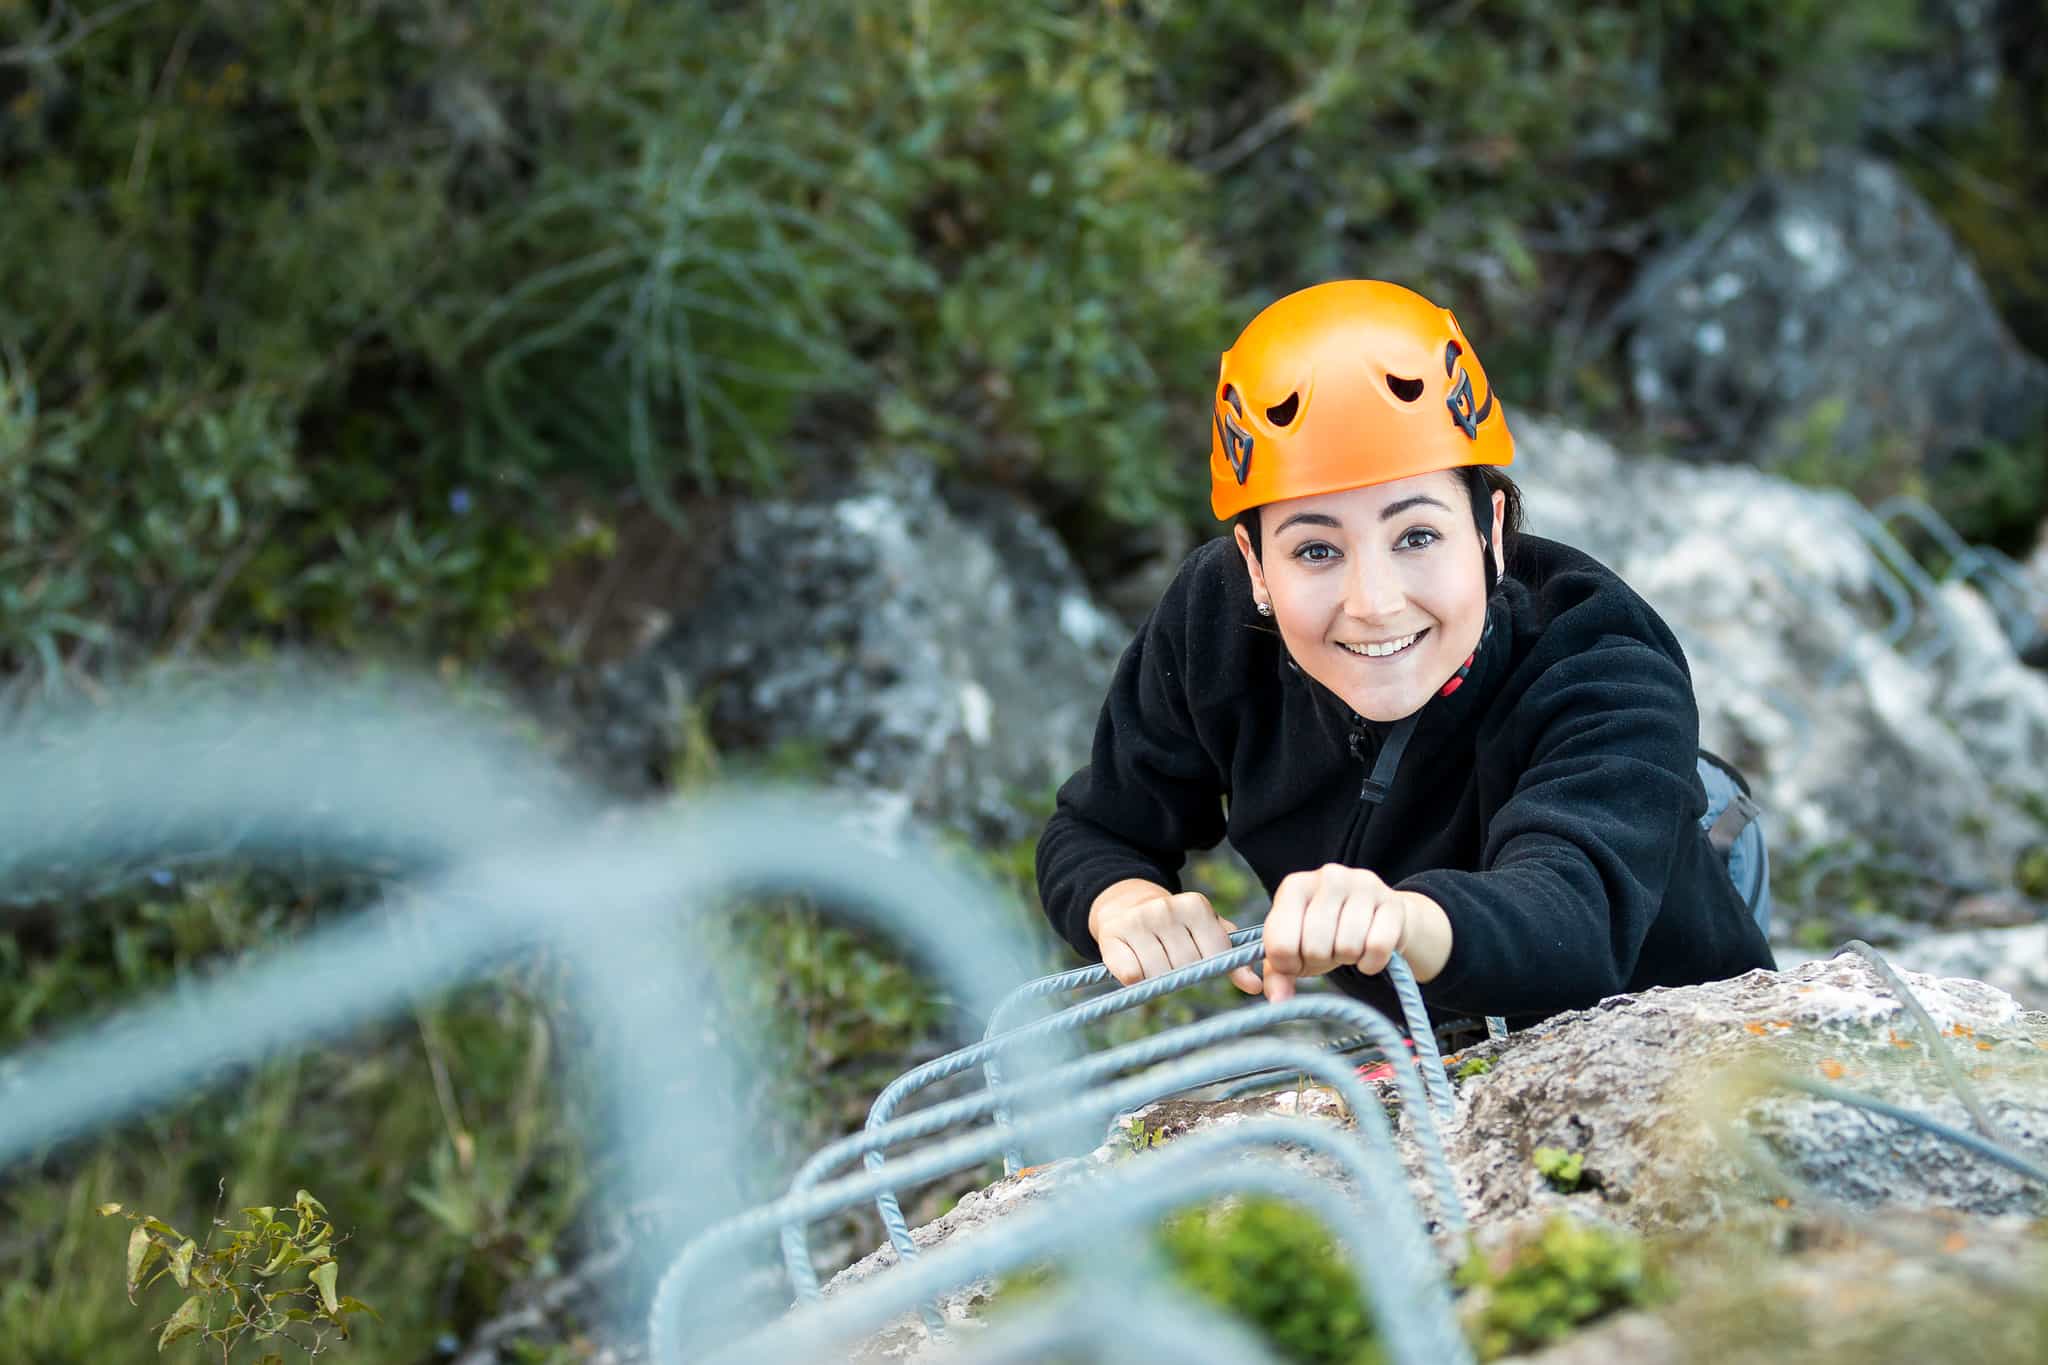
[
  {"x1": 1265, "y1": 392, "x2": 1300, "y2": 426},
  {"x1": 1386, "y1": 375, "x2": 1425, "y2": 402}
]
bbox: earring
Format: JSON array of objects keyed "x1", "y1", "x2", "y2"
[{"x1": 1255, "y1": 600, "x2": 1273, "y2": 617}]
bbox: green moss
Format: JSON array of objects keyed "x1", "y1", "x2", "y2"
[
  {"x1": 1456, "y1": 1217, "x2": 1667, "y2": 1361},
  {"x1": 1533, "y1": 1146, "x2": 1587, "y2": 1193}
]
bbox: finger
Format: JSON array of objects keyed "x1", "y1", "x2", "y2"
[
  {"x1": 1157, "y1": 920, "x2": 1207, "y2": 972},
  {"x1": 1300, "y1": 878, "x2": 1347, "y2": 976},
  {"x1": 1127, "y1": 931, "x2": 1174, "y2": 984},
  {"x1": 1331, "y1": 896, "x2": 1373, "y2": 968},
  {"x1": 1101, "y1": 935, "x2": 1145, "y2": 987},
  {"x1": 1192, "y1": 910, "x2": 1261, "y2": 995},
  {"x1": 1264, "y1": 875, "x2": 1311, "y2": 977},
  {"x1": 1264, "y1": 966, "x2": 1297, "y2": 1003},
  {"x1": 1358, "y1": 897, "x2": 1408, "y2": 976}
]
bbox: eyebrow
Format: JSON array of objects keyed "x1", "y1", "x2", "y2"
[{"x1": 1271, "y1": 495, "x2": 1453, "y2": 537}]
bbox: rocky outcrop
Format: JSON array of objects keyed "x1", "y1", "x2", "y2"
[
  {"x1": 1513, "y1": 417, "x2": 2048, "y2": 916},
  {"x1": 1624, "y1": 152, "x2": 2048, "y2": 472},
  {"x1": 822, "y1": 959, "x2": 2048, "y2": 1360},
  {"x1": 583, "y1": 462, "x2": 1123, "y2": 842},
  {"x1": 1447, "y1": 955, "x2": 2048, "y2": 1231}
]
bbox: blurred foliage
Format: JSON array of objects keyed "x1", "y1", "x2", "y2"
[
  {"x1": 1455, "y1": 1215, "x2": 1667, "y2": 1361},
  {"x1": 1156, "y1": 1196, "x2": 1385, "y2": 1365},
  {"x1": 1003, "y1": 1202, "x2": 1660, "y2": 1365},
  {"x1": 0, "y1": 873, "x2": 590, "y2": 1362},
  {"x1": 0, "y1": 0, "x2": 2005, "y2": 683},
  {"x1": 1, "y1": 0, "x2": 2044, "y2": 1356}
]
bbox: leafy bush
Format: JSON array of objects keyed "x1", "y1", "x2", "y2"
[{"x1": 101, "y1": 1188, "x2": 376, "y2": 1357}]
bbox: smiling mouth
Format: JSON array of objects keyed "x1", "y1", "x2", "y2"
[{"x1": 1337, "y1": 629, "x2": 1427, "y2": 660}]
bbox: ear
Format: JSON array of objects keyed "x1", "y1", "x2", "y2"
[
  {"x1": 1233, "y1": 521, "x2": 1271, "y2": 608},
  {"x1": 1488, "y1": 489, "x2": 1506, "y2": 580}
]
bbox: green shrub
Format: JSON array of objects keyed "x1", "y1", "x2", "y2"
[{"x1": 100, "y1": 1188, "x2": 377, "y2": 1357}]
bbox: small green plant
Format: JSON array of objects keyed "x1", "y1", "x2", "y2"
[
  {"x1": 1456, "y1": 1057, "x2": 1496, "y2": 1081},
  {"x1": 1532, "y1": 1147, "x2": 1586, "y2": 1193},
  {"x1": 1456, "y1": 1216, "x2": 1665, "y2": 1361},
  {"x1": 1156, "y1": 1198, "x2": 1384, "y2": 1365},
  {"x1": 100, "y1": 1189, "x2": 377, "y2": 1359},
  {"x1": 1114, "y1": 1116, "x2": 1169, "y2": 1157}
]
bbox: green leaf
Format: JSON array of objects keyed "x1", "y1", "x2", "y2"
[
  {"x1": 337, "y1": 1296, "x2": 383, "y2": 1324},
  {"x1": 309, "y1": 1261, "x2": 340, "y2": 1316},
  {"x1": 97, "y1": 1202, "x2": 124, "y2": 1217},
  {"x1": 157, "y1": 1295, "x2": 206, "y2": 1350},
  {"x1": 168, "y1": 1238, "x2": 196, "y2": 1289},
  {"x1": 294, "y1": 1190, "x2": 327, "y2": 1218},
  {"x1": 125, "y1": 1226, "x2": 161, "y2": 1299},
  {"x1": 242, "y1": 1205, "x2": 277, "y2": 1228}
]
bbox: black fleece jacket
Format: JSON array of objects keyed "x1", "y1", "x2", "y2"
[{"x1": 1036, "y1": 533, "x2": 1777, "y2": 1029}]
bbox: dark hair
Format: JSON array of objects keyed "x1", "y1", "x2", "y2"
[{"x1": 1236, "y1": 467, "x2": 1524, "y2": 571}]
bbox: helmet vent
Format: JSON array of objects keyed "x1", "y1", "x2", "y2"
[
  {"x1": 1386, "y1": 375, "x2": 1425, "y2": 403},
  {"x1": 1264, "y1": 392, "x2": 1300, "y2": 427}
]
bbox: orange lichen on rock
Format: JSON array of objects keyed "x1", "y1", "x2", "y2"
[{"x1": 1819, "y1": 1058, "x2": 1847, "y2": 1080}]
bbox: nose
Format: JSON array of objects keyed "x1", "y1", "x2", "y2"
[{"x1": 1343, "y1": 549, "x2": 1406, "y2": 623}]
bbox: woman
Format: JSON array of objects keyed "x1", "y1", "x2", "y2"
[{"x1": 1035, "y1": 280, "x2": 1776, "y2": 1032}]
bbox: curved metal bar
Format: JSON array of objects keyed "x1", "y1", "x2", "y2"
[
  {"x1": 1974, "y1": 545, "x2": 2048, "y2": 649},
  {"x1": 1385, "y1": 953, "x2": 1456, "y2": 1116},
  {"x1": 979, "y1": 926, "x2": 1264, "y2": 1097},
  {"x1": 653, "y1": 1038, "x2": 1444, "y2": 1361},
  {"x1": 704, "y1": 1129, "x2": 1474, "y2": 1365},
  {"x1": 794, "y1": 996, "x2": 1468, "y2": 1303},
  {"x1": 961, "y1": 1288, "x2": 1286, "y2": 1365},
  {"x1": 981, "y1": 934, "x2": 1268, "y2": 1176},
  {"x1": 674, "y1": 1115, "x2": 1469, "y2": 1365},
  {"x1": 1833, "y1": 941, "x2": 2018, "y2": 1150},
  {"x1": 977, "y1": 926, "x2": 1449, "y2": 1171},
  {"x1": 1842, "y1": 503, "x2": 1957, "y2": 671},
  {"x1": 1772, "y1": 1072, "x2": 2048, "y2": 1188},
  {"x1": 1874, "y1": 495, "x2": 1989, "y2": 581}
]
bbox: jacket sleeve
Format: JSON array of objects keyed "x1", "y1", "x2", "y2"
[
  {"x1": 1035, "y1": 582, "x2": 1232, "y2": 962},
  {"x1": 1398, "y1": 638, "x2": 1703, "y2": 1017}
]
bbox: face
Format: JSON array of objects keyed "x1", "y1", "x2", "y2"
[{"x1": 1235, "y1": 470, "x2": 1504, "y2": 724}]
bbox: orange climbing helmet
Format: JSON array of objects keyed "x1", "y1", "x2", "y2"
[{"x1": 1208, "y1": 280, "x2": 1514, "y2": 520}]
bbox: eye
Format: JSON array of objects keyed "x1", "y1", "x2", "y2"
[
  {"x1": 1396, "y1": 528, "x2": 1440, "y2": 551},
  {"x1": 1290, "y1": 540, "x2": 1339, "y2": 564}
]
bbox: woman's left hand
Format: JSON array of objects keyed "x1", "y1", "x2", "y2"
[{"x1": 1259, "y1": 864, "x2": 1453, "y2": 1003}]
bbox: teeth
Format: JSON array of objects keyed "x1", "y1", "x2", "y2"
[{"x1": 1341, "y1": 631, "x2": 1421, "y2": 659}]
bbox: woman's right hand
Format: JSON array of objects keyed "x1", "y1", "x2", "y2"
[{"x1": 1086, "y1": 879, "x2": 1264, "y2": 995}]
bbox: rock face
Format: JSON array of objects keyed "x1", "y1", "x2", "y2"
[
  {"x1": 820, "y1": 960, "x2": 2048, "y2": 1361},
  {"x1": 1512, "y1": 417, "x2": 2048, "y2": 914},
  {"x1": 585, "y1": 462, "x2": 1123, "y2": 842},
  {"x1": 1448, "y1": 955, "x2": 2048, "y2": 1231},
  {"x1": 1624, "y1": 152, "x2": 2048, "y2": 473}
]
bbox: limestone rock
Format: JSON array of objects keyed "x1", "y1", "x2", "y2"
[
  {"x1": 1624, "y1": 152, "x2": 2048, "y2": 474},
  {"x1": 584, "y1": 461, "x2": 1122, "y2": 842},
  {"x1": 1513, "y1": 417, "x2": 2048, "y2": 913},
  {"x1": 1448, "y1": 957, "x2": 2048, "y2": 1233}
]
